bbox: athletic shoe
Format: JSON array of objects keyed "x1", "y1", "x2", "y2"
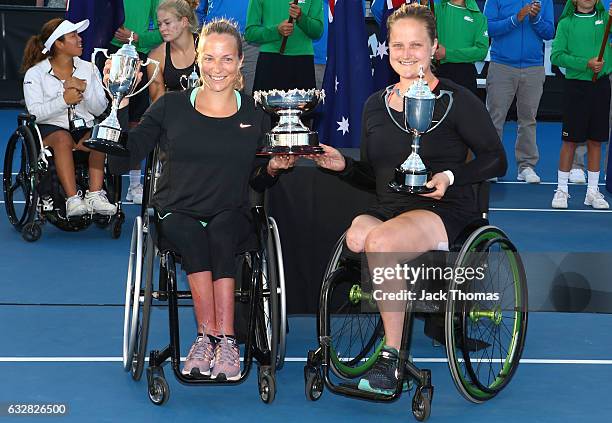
[
  {"x1": 584, "y1": 188, "x2": 609, "y2": 209},
  {"x1": 65, "y1": 193, "x2": 87, "y2": 218},
  {"x1": 126, "y1": 183, "x2": 143, "y2": 204},
  {"x1": 551, "y1": 189, "x2": 569, "y2": 209},
  {"x1": 210, "y1": 336, "x2": 240, "y2": 381},
  {"x1": 517, "y1": 167, "x2": 541, "y2": 183},
  {"x1": 182, "y1": 334, "x2": 215, "y2": 377},
  {"x1": 84, "y1": 190, "x2": 117, "y2": 215},
  {"x1": 569, "y1": 169, "x2": 586, "y2": 184},
  {"x1": 357, "y1": 346, "x2": 410, "y2": 395}
]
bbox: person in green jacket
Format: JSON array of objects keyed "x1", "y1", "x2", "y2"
[
  {"x1": 550, "y1": 0, "x2": 611, "y2": 210},
  {"x1": 110, "y1": 0, "x2": 164, "y2": 204},
  {"x1": 245, "y1": 0, "x2": 324, "y2": 92},
  {"x1": 433, "y1": 0, "x2": 488, "y2": 95}
]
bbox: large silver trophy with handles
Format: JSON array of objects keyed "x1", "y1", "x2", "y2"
[
  {"x1": 84, "y1": 35, "x2": 159, "y2": 156},
  {"x1": 387, "y1": 67, "x2": 453, "y2": 194},
  {"x1": 253, "y1": 88, "x2": 325, "y2": 155}
]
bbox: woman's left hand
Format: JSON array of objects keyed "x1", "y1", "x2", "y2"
[
  {"x1": 267, "y1": 154, "x2": 297, "y2": 176},
  {"x1": 419, "y1": 172, "x2": 451, "y2": 200}
]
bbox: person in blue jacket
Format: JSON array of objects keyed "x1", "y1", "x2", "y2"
[{"x1": 484, "y1": 0, "x2": 555, "y2": 184}]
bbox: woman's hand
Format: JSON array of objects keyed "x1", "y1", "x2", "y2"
[
  {"x1": 64, "y1": 77, "x2": 87, "y2": 92},
  {"x1": 267, "y1": 154, "x2": 297, "y2": 176},
  {"x1": 305, "y1": 144, "x2": 346, "y2": 172},
  {"x1": 63, "y1": 88, "x2": 83, "y2": 105},
  {"x1": 588, "y1": 57, "x2": 604, "y2": 74},
  {"x1": 419, "y1": 172, "x2": 451, "y2": 200}
]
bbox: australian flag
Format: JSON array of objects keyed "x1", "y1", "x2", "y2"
[
  {"x1": 318, "y1": 0, "x2": 373, "y2": 148},
  {"x1": 67, "y1": 0, "x2": 125, "y2": 61}
]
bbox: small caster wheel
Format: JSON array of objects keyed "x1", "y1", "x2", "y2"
[
  {"x1": 412, "y1": 387, "x2": 432, "y2": 421},
  {"x1": 22, "y1": 222, "x2": 41, "y2": 242},
  {"x1": 259, "y1": 373, "x2": 276, "y2": 404},
  {"x1": 111, "y1": 218, "x2": 122, "y2": 239},
  {"x1": 304, "y1": 367, "x2": 323, "y2": 401},
  {"x1": 148, "y1": 375, "x2": 169, "y2": 405}
]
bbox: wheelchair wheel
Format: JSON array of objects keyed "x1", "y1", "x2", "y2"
[
  {"x1": 123, "y1": 216, "x2": 154, "y2": 381},
  {"x1": 322, "y1": 233, "x2": 385, "y2": 380},
  {"x1": 3, "y1": 125, "x2": 38, "y2": 231},
  {"x1": 445, "y1": 226, "x2": 528, "y2": 403},
  {"x1": 266, "y1": 217, "x2": 287, "y2": 369}
]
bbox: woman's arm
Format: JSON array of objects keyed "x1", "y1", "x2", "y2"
[
  {"x1": 148, "y1": 44, "x2": 166, "y2": 103},
  {"x1": 23, "y1": 67, "x2": 69, "y2": 121},
  {"x1": 83, "y1": 63, "x2": 109, "y2": 117}
]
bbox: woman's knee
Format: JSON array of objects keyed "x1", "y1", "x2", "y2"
[
  {"x1": 364, "y1": 226, "x2": 400, "y2": 253},
  {"x1": 44, "y1": 131, "x2": 73, "y2": 151},
  {"x1": 345, "y1": 215, "x2": 377, "y2": 253}
]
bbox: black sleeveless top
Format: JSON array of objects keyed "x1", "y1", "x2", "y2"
[{"x1": 163, "y1": 34, "x2": 200, "y2": 92}]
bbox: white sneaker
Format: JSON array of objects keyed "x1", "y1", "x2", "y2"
[
  {"x1": 551, "y1": 189, "x2": 569, "y2": 209},
  {"x1": 517, "y1": 167, "x2": 541, "y2": 183},
  {"x1": 569, "y1": 168, "x2": 586, "y2": 184},
  {"x1": 66, "y1": 193, "x2": 87, "y2": 218},
  {"x1": 584, "y1": 188, "x2": 610, "y2": 209},
  {"x1": 126, "y1": 184, "x2": 143, "y2": 205},
  {"x1": 85, "y1": 190, "x2": 118, "y2": 215}
]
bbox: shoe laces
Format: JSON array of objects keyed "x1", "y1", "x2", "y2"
[
  {"x1": 554, "y1": 189, "x2": 570, "y2": 199},
  {"x1": 588, "y1": 188, "x2": 604, "y2": 200},
  {"x1": 214, "y1": 336, "x2": 239, "y2": 365},
  {"x1": 89, "y1": 190, "x2": 109, "y2": 201},
  {"x1": 187, "y1": 336, "x2": 213, "y2": 361}
]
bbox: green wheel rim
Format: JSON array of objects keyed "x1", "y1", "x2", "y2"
[{"x1": 330, "y1": 336, "x2": 385, "y2": 378}]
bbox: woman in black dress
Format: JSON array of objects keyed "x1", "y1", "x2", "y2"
[
  {"x1": 112, "y1": 19, "x2": 295, "y2": 381},
  {"x1": 309, "y1": 4, "x2": 506, "y2": 394}
]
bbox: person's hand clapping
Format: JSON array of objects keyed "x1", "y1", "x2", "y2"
[
  {"x1": 267, "y1": 155, "x2": 297, "y2": 176},
  {"x1": 277, "y1": 20, "x2": 294, "y2": 37},
  {"x1": 305, "y1": 144, "x2": 346, "y2": 172},
  {"x1": 289, "y1": 2, "x2": 303, "y2": 20},
  {"x1": 419, "y1": 172, "x2": 451, "y2": 200},
  {"x1": 529, "y1": 1, "x2": 541, "y2": 18},
  {"x1": 517, "y1": 3, "x2": 532, "y2": 21},
  {"x1": 63, "y1": 87, "x2": 83, "y2": 105}
]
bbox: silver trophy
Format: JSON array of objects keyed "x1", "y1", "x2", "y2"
[
  {"x1": 68, "y1": 104, "x2": 87, "y2": 132},
  {"x1": 180, "y1": 67, "x2": 200, "y2": 90},
  {"x1": 387, "y1": 67, "x2": 453, "y2": 194},
  {"x1": 84, "y1": 34, "x2": 160, "y2": 156},
  {"x1": 253, "y1": 88, "x2": 325, "y2": 155}
]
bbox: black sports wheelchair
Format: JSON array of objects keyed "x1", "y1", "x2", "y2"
[
  {"x1": 304, "y1": 182, "x2": 528, "y2": 421},
  {"x1": 3, "y1": 113, "x2": 124, "y2": 241},
  {"x1": 122, "y1": 145, "x2": 287, "y2": 405}
]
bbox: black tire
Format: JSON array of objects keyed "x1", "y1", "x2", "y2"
[
  {"x1": 3, "y1": 126, "x2": 38, "y2": 231},
  {"x1": 304, "y1": 367, "x2": 324, "y2": 401},
  {"x1": 412, "y1": 387, "x2": 432, "y2": 421},
  {"x1": 111, "y1": 215, "x2": 122, "y2": 239},
  {"x1": 131, "y1": 229, "x2": 154, "y2": 381},
  {"x1": 22, "y1": 222, "x2": 41, "y2": 242},
  {"x1": 445, "y1": 226, "x2": 528, "y2": 403},
  {"x1": 148, "y1": 375, "x2": 169, "y2": 406},
  {"x1": 259, "y1": 373, "x2": 276, "y2": 404}
]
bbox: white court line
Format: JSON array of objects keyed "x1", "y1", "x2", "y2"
[
  {"x1": 494, "y1": 181, "x2": 606, "y2": 186},
  {"x1": 0, "y1": 357, "x2": 611, "y2": 365}
]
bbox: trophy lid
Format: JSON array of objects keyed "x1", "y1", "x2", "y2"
[
  {"x1": 405, "y1": 66, "x2": 435, "y2": 100},
  {"x1": 116, "y1": 33, "x2": 140, "y2": 59}
]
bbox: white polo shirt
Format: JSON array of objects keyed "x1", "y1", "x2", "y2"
[{"x1": 23, "y1": 57, "x2": 108, "y2": 128}]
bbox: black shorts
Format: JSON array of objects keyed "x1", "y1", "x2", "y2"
[
  {"x1": 435, "y1": 62, "x2": 478, "y2": 96},
  {"x1": 562, "y1": 76, "x2": 611, "y2": 143},
  {"x1": 157, "y1": 209, "x2": 252, "y2": 278},
  {"x1": 107, "y1": 45, "x2": 150, "y2": 123},
  {"x1": 37, "y1": 124, "x2": 90, "y2": 144},
  {"x1": 363, "y1": 203, "x2": 479, "y2": 247},
  {"x1": 253, "y1": 52, "x2": 316, "y2": 92}
]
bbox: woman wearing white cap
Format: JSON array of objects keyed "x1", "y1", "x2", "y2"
[{"x1": 21, "y1": 18, "x2": 117, "y2": 218}]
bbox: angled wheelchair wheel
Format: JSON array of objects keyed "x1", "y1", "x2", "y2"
[
  {"x1": 3, "y1": 125, "x2": 39, "y2": 232},
  {"x1": 267, "y1": 217, "x2": 287, "y2": 369},
  {"x1": 322, "y1": 233, "x2": 385, "y2": 380},
  {"x1": 445, "y1": 226, "x2": 528, "y2": 403},
  {"x1": 123, "y1": 217, "x2": 154, "y2": 381}
]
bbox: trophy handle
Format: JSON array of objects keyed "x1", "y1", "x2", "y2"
[
  {"x1": 383, "y1": 85, "x2": 411, "y2": 134},
  {"x1": 126, "y1": 58, "x2": 160, "y2": 98},
  {"x1": 426, "y1": 90, "x2": 454, "y2": 133},
  {"x1": 179, "y1": 74, "x2": 188, "y2": 90},
  {"x1": 91, "y1": 48, "x2": 113, "y2": 97}
]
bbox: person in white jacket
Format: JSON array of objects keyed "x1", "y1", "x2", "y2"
[{"x1": 22, "y1": 18, "x2": 117, "y2": 218}]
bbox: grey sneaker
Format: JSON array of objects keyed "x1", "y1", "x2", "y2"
[
  {"x1": 210, "y1": 336, "x2": 240, "y2": 381},
  {"x1": 182, "y1": 335, "x2": 215, "y2": 377}
]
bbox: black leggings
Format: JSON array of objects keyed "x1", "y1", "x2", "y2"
[{"x1": 157, "y1": 209, "x2": 251, "y2": 279}]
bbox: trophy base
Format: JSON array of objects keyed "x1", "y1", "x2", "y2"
[
  {"x1": 388, "y1": 181, "x2": 436, "y2": 194},
  {"x1": 389, "y1": 167, "x2": 435, "y2": 194},
  {"x1": 256, "y1": 145, "x2": 324, "y2": 156},
  {"x1": 257, "y1": 132, "x2": 323, "y2": 156},
  {"x1": 84, "y1": 125, "x2": 129, "y2": 156}
]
